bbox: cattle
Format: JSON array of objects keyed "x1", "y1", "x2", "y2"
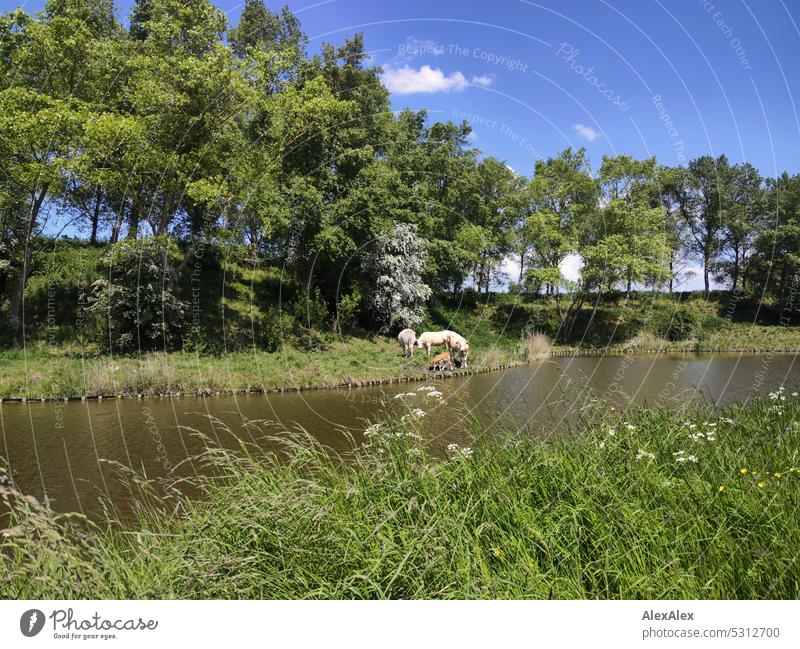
[
  {"x1": 397, "y1": 328, "x2": 416, "y2": 357},
  {"x1": 446, "y1": 332, "x2": 470, "y2": 368},
  {"x1": 428, "y1": 351, "x2": 453, "y2": 372},
  {"x1": 416, "y1": 330, "x2": 448, "y2": 356},
  {"x1": 418, "y1": 330, "x2": 470, "y2": 367}
]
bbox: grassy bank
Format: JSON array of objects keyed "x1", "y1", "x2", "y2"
[
  {"x1": 2, "y1": 319, "x2": 800, "y2": 400},
  {"x1": 0, "y1": 337, "x2": 524, "y2": 400},
  {"x1": 1, "y1": 396, "x2": 798, "y2": 598}
]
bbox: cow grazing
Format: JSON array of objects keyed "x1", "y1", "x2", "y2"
[
  {"x1": 446, "y1": 332, "x2": 470, "y2": 368},
  {"x1": 398, "y1": 328, "x2": 416, "y2": 357}
]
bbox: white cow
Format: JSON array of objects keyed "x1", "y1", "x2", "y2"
[
  {"x1": 446, "y1": 333, "x2": 470, "y2": 368},
  {"x1": 417, "y1": 330, "x2": 470, "y2": 367},
  {"x1": 416, "y1": 330, "x2": 449, "y2": 356},
  {"x1": 397, "y1": 328, "x2": 416, "y2": 357}
]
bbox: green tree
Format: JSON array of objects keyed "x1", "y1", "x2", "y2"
[
  {"x1": 582, "y1": 155, "x2": 670, "y2": 295},
  {"x1": 522, "y1": 148, "x2": 595, "y2": 300}
]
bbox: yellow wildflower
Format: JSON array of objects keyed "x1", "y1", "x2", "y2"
[
  {"x1": 492, "y1": 547, "x2": 503, "y2": 558},
  {"x1": 757, "y1": 481, "x2": 766, "y2": 489},
  {"x1": 740, "y1": 468, "x2": 748, "y2": 475},
  {"x1": 718, "y1": 485, "x2": 726, "y2": 493},
  {"x1": 774, "y1": 472, "x2": 782, "y2": 479}
]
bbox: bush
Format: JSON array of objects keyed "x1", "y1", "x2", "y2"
[{"x1": 89, "y1": 237, "x2": 187, "y2": 353}]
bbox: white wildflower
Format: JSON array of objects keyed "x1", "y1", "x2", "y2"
[
  {"x1": 446, "y1": 443, "x2": 473, "y2": 458},
  {"x1": 364, "y1": 423, "x2": 382, "y2": 437},
  {"x1": 636, "y1": 449, "x2": 655, "y2": 461}
]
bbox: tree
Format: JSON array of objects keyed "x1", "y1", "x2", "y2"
[
  {"x1": 229, "y1": 0, "x2": 303, "y2": 59},
  {"x1": 717, "y1": 162, "x2": 763, "y2": 292},
  {"x1": 522, "y1": 148, "x2": 595, "y2": 300},
  {"x1": 672, "y1": 155, "x2": 732, "y2": 298},
  {"x1": 362, "y1": 222, "x2": 431, "y2": 331},
  {"x1": 0, "y1": 2, "x2": 110, "y2": 334},
  {"x1": 581, "y1": 155, "x2": 670, "y2": 295},
  {"x1": 749, "y1": 173, "x2": 800, "y2": 313}
]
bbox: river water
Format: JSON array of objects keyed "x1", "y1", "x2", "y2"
[{"x1": 1, "y1": 353, "x2": 798, "y2": 518}]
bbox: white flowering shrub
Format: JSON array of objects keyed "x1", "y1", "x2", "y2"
[{"x1": 362, "y1": 222, "x2": 432, "y2": 332}]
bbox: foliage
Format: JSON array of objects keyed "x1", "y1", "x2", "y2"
[
  {"x1": 0, "y1": 0, "x2": 795, "y2": 352},
  {"x1": 88, "y1": 237, "x2": 187, "y2": 352},
  {"x1": 362, "y1": 222, "x2": 432, "y2": 331}
]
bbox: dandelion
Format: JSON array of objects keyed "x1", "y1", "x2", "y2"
[
  {"x1": 718, "y1": 485, "x2": 726, "y2": 493},
  {"x1": 491, "y1": 547, "x2": 503, "y2": 558},
  {"x1": 757, "y1": 481, "x2": 766, "y2": 489},
  {"x1": 610, "y1": 406, "x2": 616, "y2": 412},
  {"x1": 740, "y1": 468, "x2": 748, "y2": 475},
  {"x1": 774, "y1": 472, "x2": 782, "y2": 479}
]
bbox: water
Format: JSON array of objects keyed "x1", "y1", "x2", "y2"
[{"x1": 1, "y1": 353, "x2": 798, "y2": 518}]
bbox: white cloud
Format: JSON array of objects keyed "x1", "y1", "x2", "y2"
[
  {"x1": 382, "y1": 65, "x2": 468, "y2": 94},
  {"x1": 471, "y1": 74, "x2": 493, "y2": 87},
  {"x1": 466, "y1": 130, "x2": 479, "y2": 142},
  {"x1": 572, "y1": 123, "x2": 600, "y2": 142},
  {"x1": 559, "y1": 253, "x2": 583, "y2": 282}
]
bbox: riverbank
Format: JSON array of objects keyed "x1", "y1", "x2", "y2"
[
  {"x1": 2, "y1": 327, "x2": 799, "y2": 400},
  {"x1": 1, "y1": 396, "x2": 798, "y2": 599}
]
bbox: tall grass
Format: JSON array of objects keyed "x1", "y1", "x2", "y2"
[
  {"x1": 517, "y1": 331, "x2": 551, "y2": 361},
  {"x1": 1, "y1": 397, "x2": 798, "y2": 599}
]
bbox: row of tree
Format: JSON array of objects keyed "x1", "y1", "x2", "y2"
[{"x1": 1, "y1": 0, "x2": 799, "y2": 341}]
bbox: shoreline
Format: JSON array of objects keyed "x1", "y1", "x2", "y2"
[{"x1": 1, "y1": 347, "x2": 797, "y2": 403}]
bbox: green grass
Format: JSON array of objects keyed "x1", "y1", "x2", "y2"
[
  {"x1": 4, "y1": 314, "x2": 800, "y2": 400},
  {"x1": 1, "y1": 396, "x2": 798, "y2": 598},
  {"x1": 0, "y1": 338, "x2": 522, "y2": 399}
]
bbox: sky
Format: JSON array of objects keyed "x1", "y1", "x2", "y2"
[{"x1": 8, "y1": 0, "x2": 800, "y2": 289}]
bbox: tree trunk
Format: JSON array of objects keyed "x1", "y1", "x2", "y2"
[
  {"x1": 731, "y1": 246, "x2": 740, "y2": 292},
  {"x1": 110, "y1": 199, "x2": 126, "y2": 244},
  {"x1": 127, "y1": 201, "x2": 139, "y2": 240},
  {"x1": 89, "y1": 185, "x2": 102, "y2": 244},
  {"x1": 703, "y1": 250, "x2": 710, "y2": 298},
  {"x1": 10, "y1": 184, "x2": 49, "y2": 334},
  {"x1": 669, "y1": 258, "x2": 674, "y2": 294}
]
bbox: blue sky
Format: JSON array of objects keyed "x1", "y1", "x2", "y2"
[{"x1": 8, "y1": 0, "x2": 800, "y2": 288}]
